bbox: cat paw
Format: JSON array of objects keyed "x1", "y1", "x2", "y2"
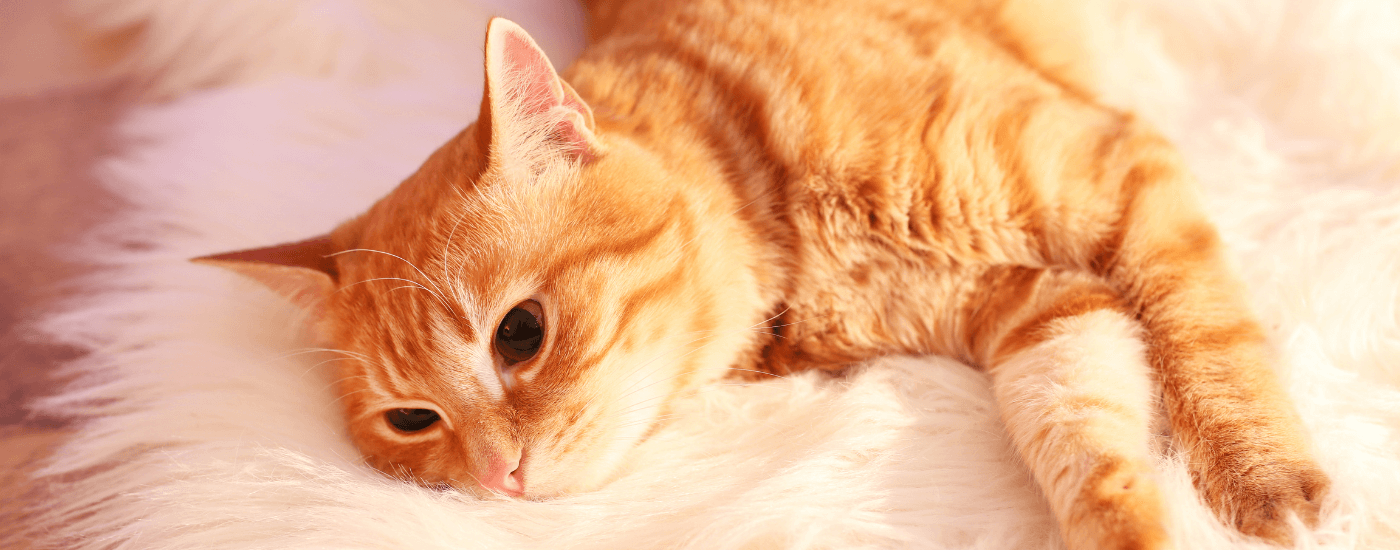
[
  {"x1": 1197, "y1": 456, "x2": 1330, "y2": 544},
  {"x1": 1064, "y1": 460, "x2": 1173, "y2": 550}
]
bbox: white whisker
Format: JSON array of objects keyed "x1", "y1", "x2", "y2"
[
  {"x1": 328, "y1": 388, "x2": 374, "y2": 407},
  {"x1": 724, "y1": 367, "x2": 787, "y2": 379},
  {"x1": 330, "y1": 248, "x2": 455, "y2": 309},
  {"x1": 338, "y1": 276, "x2": 456, "y2": 313},
  {"x1": 438, "y1": 200, "x2": 473, "y2": 304}
]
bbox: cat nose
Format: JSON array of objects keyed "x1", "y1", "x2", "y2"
[{"x1": 480, "y1": 450, "x2": 525, "y2": 496}]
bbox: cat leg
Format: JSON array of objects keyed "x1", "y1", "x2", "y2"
[
  {"x1": 1094, "y1": 147, "x2": 1329, "y2": 543},
  {"x1": 957, "y1": 267, "x2": 1170, "y2": 550}
]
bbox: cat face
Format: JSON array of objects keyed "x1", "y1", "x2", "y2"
[
  {"x1": 331, "y1": 137, "x2": 759, "y2": 497},
  {"x1": 201, "y1": 19, "x2": 771, "y2": 497}
]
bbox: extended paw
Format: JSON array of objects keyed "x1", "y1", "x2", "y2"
[
  {"x1": 1197, "y1": 455, "x2": 1330, "y2": 544},
  {"x1": 1064, "y1": 460, "x2": 1173, "y2": 550}
]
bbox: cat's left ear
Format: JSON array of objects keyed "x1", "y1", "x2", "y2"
[
  {"x1": 193, "y1": 236, "x2": 338, "y2": 340},
  {"x1": 482, "y1": 17, "x2": 601, "y2": 163}
]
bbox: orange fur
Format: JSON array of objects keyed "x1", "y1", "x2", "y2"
[{"x1": 203, "y1": 1, "x2": 1328, "y2": 548}]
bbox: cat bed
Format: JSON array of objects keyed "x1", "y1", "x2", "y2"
[{"x1": 28, "y1": 0, "x2": 1400, "y2": 548}]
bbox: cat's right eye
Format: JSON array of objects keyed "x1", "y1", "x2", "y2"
[{"x1": 385, "y1": 408, "x2": 440, "y2": 433}]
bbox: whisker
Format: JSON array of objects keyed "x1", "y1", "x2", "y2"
[
  {"x1": 317, "y1": 373, "x2": 378, "y2": 397},
  {"x1": 442, "y1": 467, "x2": 488, "y2": 493},
  {"x1": 289, "y1": 346, "x2": 372, "y2": 358},
  {"x1": 288, "y1": 347, "x2": 378, "y2": 375},
  {"x1": 305, "y1": 357, "x2": 361, "y2": 374},
  {"x1": 337, "y1": 276, "x2": 456, "y2": 313},
  {"x1": 329, "y1": 248, "x2": 449, "y2": 294},
  {"x1": 251, "y1": 347, "x2": 380, "y2": 385},
  {"x1": 330, "y1": 249, "x2": 455, "y2": 309},
  {"x1": 724, "y1": 367, "x2": 787, "y2": 379},
  {"x1": 267, "y1": 348, "x2": 359, "y2": 363},
  {"x1": 328, "y1": 388, "x2": 374, "y2": 407},
  {"x1": 439, "y1": 207, "x2": 472, "y2": 304},
  {"x1": 279, "y1": 346, "x2": 402, "y2": 403}
]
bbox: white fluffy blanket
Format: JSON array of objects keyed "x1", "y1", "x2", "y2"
[{"x1": 30, "y1": 0, "x2": 1400, "y2": 548}]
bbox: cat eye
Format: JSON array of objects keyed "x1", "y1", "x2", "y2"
[
  {"x1": 495, "y1": 300, "x2": 544, "y2": 365},
  {"x1": 385, "y1": 408, "x2": 440, "y2": 433}
]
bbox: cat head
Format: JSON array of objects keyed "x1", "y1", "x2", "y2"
[{"x1": 198, "y1": 18, "x2": 772, "y2": 498}]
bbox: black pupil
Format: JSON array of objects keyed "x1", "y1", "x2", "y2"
[
  {"x1": 496, "y1": 306, "x2": 543, "y2": 364},
  {"x1": 386, "y1": 408, "x2": 439, "y2": 432}
]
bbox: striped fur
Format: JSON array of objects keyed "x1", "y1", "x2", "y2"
[{"x1": 209, "y1": 1, "x2": 1328, "y2": 548}]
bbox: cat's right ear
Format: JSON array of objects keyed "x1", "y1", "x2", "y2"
[
  {"x1": 193, "y1": 236, "x2": 338, "y2": 337},
  {"x1": 479, "y1": 17, "x2": 601, "y2": 166}
]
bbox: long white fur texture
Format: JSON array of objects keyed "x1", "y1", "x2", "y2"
[{"x1": 28, "y1": 0, "x2": 1400, "y2": 548}]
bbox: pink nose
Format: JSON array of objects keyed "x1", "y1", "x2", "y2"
[{"x1": 479, "y1": 451, "x2": 525, "y2": 496}]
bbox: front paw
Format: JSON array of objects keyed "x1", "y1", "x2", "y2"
[
  {"x1": 1064, "y1": 459, "x2": 1172, "y2": 550},
  {"x1": 1196, "y1": 454, "x2": 1330, "y2": 544}
]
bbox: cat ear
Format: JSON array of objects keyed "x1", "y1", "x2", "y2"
[
  {"x1": 193, "y1": 236, "x2": 338, "y2": 333},
  {"x1": 483, "y1": 17, "x2": 600, "y2": 163}
]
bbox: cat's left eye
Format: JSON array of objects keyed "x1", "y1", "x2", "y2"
[{"x1": 495, "y1": 300, "x2": 545, "y2": 365}]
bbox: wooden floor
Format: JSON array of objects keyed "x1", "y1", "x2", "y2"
[{"x1": 0, "y1": 0, "x2": 131, "y2": 545}]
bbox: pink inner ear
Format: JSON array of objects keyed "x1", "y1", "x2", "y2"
[
  {"x1": 501, "y1": 30, "x2": 561, "y2": 118},
  {"x1": 490, "y1": 19, "x2": 596, "y2": 159},
  {"x1": 552, "y1": 115, "x2": 595, "y2": 162},
  {"x1": 559, "y1": 83, "x2": 590, "y2": 120}
]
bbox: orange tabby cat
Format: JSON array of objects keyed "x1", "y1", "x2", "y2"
[{"x1": 200, "y1": 1, "x2": 1330, "y2": 548}]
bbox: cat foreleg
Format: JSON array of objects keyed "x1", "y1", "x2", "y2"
[
  {"x1": 959, "y1": 268, "x2": 1170, "y2": 550},
  {"x1": 993, "y1": 309, "x2": 1168, "y2": 550},
  {"x1": 1095, "y1": 145, "x2": 1329, "y2": 544}
]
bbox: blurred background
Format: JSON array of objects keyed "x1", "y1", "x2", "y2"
[
  {"x1": 0, "y1": 1, "x2": 585, "y2": 541},
  {"x1": 0, "y1": 0, "x2": 128, "y2": 531}
]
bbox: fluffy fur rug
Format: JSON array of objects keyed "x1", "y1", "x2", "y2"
[{"x1": 27, "y1": 0, "x2": 1400, "y2": 548}]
